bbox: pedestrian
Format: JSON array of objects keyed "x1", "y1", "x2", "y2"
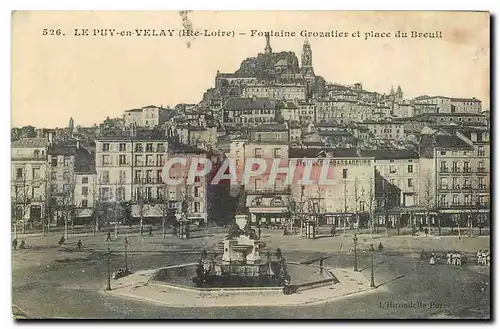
[
  {"x1": 446, "y1": 251, "x2": 452, "y2": 265},
  {"x1": 429, "y1": 253, "x2": 436, "y2": 265},
  {"x1": 258, "y1": 227, "x2": 262, "y2": 239},
  {"x1": 452, "y1": 251, "x2": 457, "y2": 266},
  {"x1": 77, "y1": 239, "x2": 82, "y2": 252},
  {"x1": 19, "y1": 240, "x2": 26, "y2": 249},
  {"x1": 456, "y1": 252, "x2": 462, "y2": 266},
  {"x1": 420, "y1": 249, "x2": 427, "y2": 260},
  {"x1": 106, "y1": 231, "x2": 111, "y2": 242},
  {"x1": 149, "y1": 226, "x2": 153, "y2": 237},
  {"x1": 12, "y1": 238, "x2": 18, "y2": 250},
  {"x1": 58, "y1": 235, "x2": 65, "y2": 245},
  {"x1": 481, "y1": 250, "x2": 487, "y2": 265},
  {"x1": 477, "y1": 249, "x2": 483, "y2": 265},
  {"x1": 378, "y1": 242, "x2": 384, "y2": 252}
]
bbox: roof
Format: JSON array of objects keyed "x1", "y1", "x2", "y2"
[
  {"x1": 359, "y1": 148, "x2": 419, "y2": 160},
  {"x1": 217, "y1": 72, "x2": 256, "y2": 78},
  {"x1": 224, "y1": 98, "x2": 275, "y2": 111},
  {"x1": 98, "y1": 129, "x2": 168, "y2": 141},
  {"x1": 48, "y1": 144, "x2": 78, "y2": 156},
  {"x1": 125, "y1": 108, "x2": 143, "y2": 113},
  {"x1": 168, "y1": 141, "x2": 207, "y2": 155},
  {"x1": 435, "y1": 134, "x2": 473, "y2": 149},
  {"x1": 289, "y1": 148, "x2": 326, "y2": 158},
  {"x1": 326, "y1": 148, "x2": 359, "y2": 157},
  {"x1": 252, "y1": 123, "x2": 288, "y2": 132},
  {"x1": 414, "y1": 95, "x2": 481, "y2": 102},
  {"x1": 12, "y1": 138, "x2": 48, "y2": 148}
]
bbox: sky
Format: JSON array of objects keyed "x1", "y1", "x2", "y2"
[{"x1": 11, "y1": 11, "x2": 490, "y2": 128}]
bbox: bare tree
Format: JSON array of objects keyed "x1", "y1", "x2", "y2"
[
  {"x1": 134, "y1": 186, "x2": 148, "y2": 235},
  {"x1": 363, "y1": 178, "x2": 376, "y2": 238},
  {"x1": 353, "y1": 177, "x2": 361, "y2": 231},
  {"x1": 90, "y1": 177, "x2": 102, "y2": 236},
  {"x1": 156, "y1": 185, "x2": 170, "y2": 239},
  {"x1": 58, "y1": 174, "x2": 76, "y2": 240},
  {"x1": 420, "y1": 171, "x2": 436, "y2": 235},
  {"x1": 11, "y1": 168, "x2": 31, "y2": 239},
  {"x1": 286, "y1": 187, "x2": 306, "y2": 235}
]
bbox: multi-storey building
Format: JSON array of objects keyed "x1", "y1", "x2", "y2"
[
  {"x1": 413, "y1": 96, "x2": 482, "y2": 115},
  {"x1": 222, "y1": 97, "x2": 276, "y2": 125},
  {"x1": 360, "y1": 148, "x2": 420, "y2": 227},
  {"x1": 11, "y1": 138, "x2": 49, "y2": 228},
  {"x1": 242, "y1": 83, "x2": 307, "y2": 102},
  {"x1": 123, "y1": 105, "x2": 171, "y2": 128},
  {"x1": 361, "y1": 120, "x2": 406, "y2": 140},
  {"x1": 419, "y1": 128, "x2": 490, "y2": 228},
  {"x1": 95, "y1": 129, "x2": 168, "y2": 222}
]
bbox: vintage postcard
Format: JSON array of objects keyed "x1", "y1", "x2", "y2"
[{"x1": 11, "y1": 11, "x2": 490, "y2": 319}]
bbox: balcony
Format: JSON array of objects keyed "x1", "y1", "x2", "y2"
[
  {"x1": 478, "y1": 185, "x2": 487, "y2": 190},
  {"x1": 438, "y1": 185, "x2": 448, "y2": 190},
  {"x1": 440, "y1": 167, "x2": 449, "y2": 173},
  {"x1": 477, "y1": 168, "x2": 488, "y2": 174},
  {"x1": 133, "y1": 178, "x2": 164, "y2": 185},
  {"x1": 463, "y1": 168, "x2": 472, "y2": 173},
  {"x1": 246, "y1": 186, "x2": 292, "y2": 195},
  {"x1": 451, "y1": 167, "x2": 460, "y2": 173}
]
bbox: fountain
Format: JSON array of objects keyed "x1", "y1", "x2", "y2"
[{"x1": 192, "y1": 190, "x2": 290, "y2": 289}]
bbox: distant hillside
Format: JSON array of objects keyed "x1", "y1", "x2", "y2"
[{"x1": 235, "y1": 51, "x2": 300, "y2": 79}]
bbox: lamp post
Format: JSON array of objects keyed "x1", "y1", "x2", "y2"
[
  {"x1": 124, "y1": 237, "x2": 129, "y2": 270},
  {"x1": 369, "y1": 244, "x2": 376, "y2": 288},
  {"x1": 106, "y1": 247, "x2": 111, "y2": 291},
  {"x1": 353, "y1": 234, "x2": 359, "y2": 272}
]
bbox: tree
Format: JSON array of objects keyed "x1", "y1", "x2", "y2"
[
  {"x1": 11, "y1": 168, "x2": 31, "y2": 239},
  {"x1": 363, "y1": 178, "x2": 376, "y2": 238},
  {"x1": 58, "y1": 174, "x2": 76, "y2": 240},
  {"x1": 420, "y1": 171, "x2": 436, "y2": 235},
  {"x1": 90, "y1": 177, "x2": 103, "y2": 236},
  {"x1": 353, "y1": 177, "x2": 361, "y2": 231},
  {"x1": 156, "y1": 185, "x2": 170, "y2": 239},
  {"x1": 307, "y1": 185, "x2": 324, "y2": 228},
  {"x1": 134, "y1": 186, "x2": 148, "y2": 235}
]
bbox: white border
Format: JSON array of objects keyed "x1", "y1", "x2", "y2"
[{"x1": 2, "y1": 1, "x2": 497, "y2": 328}]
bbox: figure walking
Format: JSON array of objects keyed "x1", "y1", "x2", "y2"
[
  {"x1": 58, "y1": 235, "x2": 65, "y2": 245},
  {"x1": 12, "y1": 238, "x2": 18, "y2": 250},
  {"x1": 106, "y1": 231, "x2": 112, "y2": 242},
  {"x1": 451, "y1": 251, "x2": 457, "y2": 266},
  {"x1": 19, "y1": 240, "x2": 26, "y2": 249},
  {"x1": 149, "y1": 226, "x2": 153, "y2": 237},
  {"x1": 456, "y1": 252, "x2": 462, "y2": 266},
  {"x1": 446, "y1": 251, "x2": 452, "y2": 265},
  {"x1": 481, "y1": 250, "x2": 487, "y2": 265},
  {"x1": 77, "y1": 239, "x2": 82, "y2": 252},
  {"x1": 477, "y1": 250, "x2": 483, "y2": 265}
]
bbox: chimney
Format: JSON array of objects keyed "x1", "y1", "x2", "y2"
[{"x1": 47, "y1": 131, "x2": 53, "y2": 145}]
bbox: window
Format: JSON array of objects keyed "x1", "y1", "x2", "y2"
[
  {"x1": 452, "y1": 177, "x2": 459, "y2": 189},
  {"x1": 102, "y1": 143, "x2": 110, "y2": 152},
  {"x1": 135, "y1": 155, "x2": 142, "y2": 166},
  {"x1": 119, "y1": 143, "x2": 126, "y2": 151},
  {"x1": 440, "y1": 177, "x2": 448, "y2": 189},
  {"x1": 135, "y1": 143, "x2": 143, "y2": 152},
  {"x1": 82, "y1": 187, "x2": 88, "y2": 196},
  {"x1": 157, "y1": 170, "x2": 163, "y2": 183},
  {"x1": 452, "y1": 194, "x2": 459, "y2": 205},
  {"x1": 478, "y1": 177, "x2": 485, "y2": 189},
  {"x1": 440, "y1": 161, "x2": 448, "y2": 172},
  {"x1": 452, "y1": 161, "x2": 459, "y2": 172},
  {"x1": 195, "y1": 176, "x2": 201, "y2": 183},
  {"x1": 194, "y1": 186, "x2": 201, "y2": 197},
  {"x1": 101, "y1": 187, "x2": 111, "y2": 201},
  {"x1": 464, "y1": 177, "x2": 471, "y2": 188},
  {"x1": 51, "y1": 172, "x2": 57, "y2": 180},
  {"x1": 274, "y1": 148, "x2": 282, "y2": 158},
  {"x1": 32, "y1": 167, "x2": 40, "y2": 179},
  {"x1": 407, "y1": 165, "x2": 413, "y2": 173},
  {"x1": 16, "y1": 168, "x2": 23, "y2": 178},
  {"x1": 102, "y1": 155, "x2": 111, "y2": 166},
  {"x1": 134, "y1": 170, "x2": 141, "y2": 183},
  {"x1": 81, "y1": 200, "x2": 88, "y2": 208},
  {"x1": 82, "y1": 177, "x2": 89, "y2": 184},
  {"x1": 407, "y1": 178, "x2": 413, "y2": 188},
  {"x1": 146, "y1": 143, "x2": 153, "y2": 152},
  {"x1": 119, "y1": 171, "x2": 126, "y2": 184},
  {"x1": 254, "y1": 148, "x2": 263, "y2": 158},
  {"x1": 157, "y1": 154, "x2": 164, "y2": 166},
  {"x1": 145, "y1": 187, "x2": 152, "y2": 200},
  {"x1": 168, "y1": 190, "x2": 176, "y2": 200},
  {"x1": 157, "y1": 143, "x2": 165, "y2": 152},
  {"x1": 440, "y1": 151, "x2": 446, "y2": 156},
  {"x1": 464, "y1": 194, "x2": 472, "y2": 205},
  {"x1": 389, "y1": 166, "x2": 397, "y2": 174},
  {"x1": 478, "y1": 146, "x2": 485, "y2": 156},
  {"x1": 51, "y1": 158, "x2": 58, "y2": 167},
  {"x1": 194, "y1": 202, "x2": 201, "y2": 213},
  {"x1": 102, "y1": 171, "x2": 110, "y2": 184},
  {"x1": 146, "y1": 170, "x2": 153, "y2": 183},
  {"x1": 464, "y1": 161, "x2": 470, "y2": 172},
  {"x1": 119, "y1": 155, "x2": 127, "y2": 166}
]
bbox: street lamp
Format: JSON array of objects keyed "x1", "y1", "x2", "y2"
[
  {"x1": 369, "y1": 243, "x2": 376, "y2": 288},
  {"x1": 124, "y1": 237, "x2": 129, "y2": 270},
  {"x1": 353, "y1": 234, "x2": 359, "y2": 272},
  {"x1": 106, "y1": 247, "x2": 112, "y2": 291}
]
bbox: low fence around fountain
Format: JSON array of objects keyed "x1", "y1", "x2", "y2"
[{"x1": 149, "y1": 261, "x2": 339, "y2": 294}]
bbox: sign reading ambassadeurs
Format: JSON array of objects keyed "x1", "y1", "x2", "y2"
[{"x1": 161, "y1": 156, "x2": 372, "y2": 186}]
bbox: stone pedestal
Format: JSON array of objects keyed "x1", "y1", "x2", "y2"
[
  {"x1": 178, "y1": 220, "x2": 190, "y2": 239},
  {"x1": 235, "y1": 214, "x2": 248, "y2": 230},
  {"x1": 305, "y1": 220, "x2": 316, "y2": 239}
]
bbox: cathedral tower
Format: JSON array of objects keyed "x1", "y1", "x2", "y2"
[
  {"x1": 300, "y1": 39, "x2": 315, "y2": 79},
  {"x1": 264, "y1": 34, "x2": 272, "y2": 55}
]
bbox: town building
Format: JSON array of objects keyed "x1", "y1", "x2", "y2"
[
  {"x1": 242, "y1": 83, "x2": 307, "y2": 102},
  {"x1": 222, "y1": 97, "x2": 276, "y2": 125},
  {"x1": 123, "y1": 105, "x2": 172, "y2": 128},
  {"x1": 11, "y1": 138, "x2": 49, "y2": 229},
  {"x1": 360, "y1": 120, "x2": 406, "y2": 140}
]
